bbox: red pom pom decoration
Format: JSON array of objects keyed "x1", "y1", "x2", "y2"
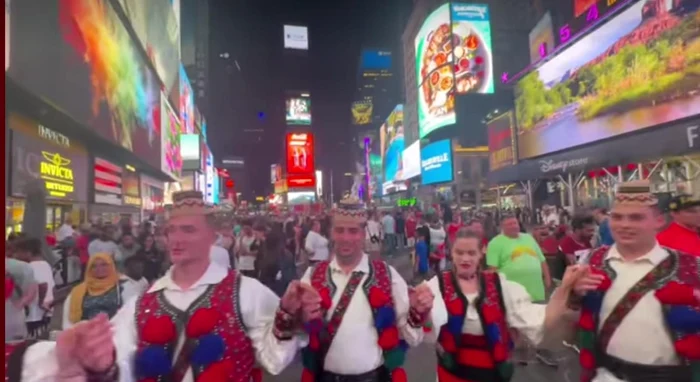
[
  {"x1": 369, "y1": 287, "x2": 391, "y2": 308},
  {"x1": 439, "y1": 331, "x2": 457, "y2": 353},
  {"x1": 446, "y1": 299, "x2": 464, "y2": 316},
  {"x1": 492, "y1": 342, "x2": 508, "y2": 362},
  {"x1": 187, "y1": 308, "x2": 222, "y2": 338},
  {"x1": 308, "y1": 334, "x2": 321, "y2": 351},
  {"x1": 578, "y1": 310, "x2": 595, "y2": 331},
  {"x1": 5, "y1": 276, "x2": 14, "y2": 300},
  {"x1": 141, "y1": 316, "x2": 177, "y2": 345},
  {"x1": 301, "y1": 368, "x2": 315, "y2": 382},
  {"x1": 391, "y1": 367, "x2": 408, "y2": 382},
  {"x1": 481, "y1": 304, "x2": 502, "y2": 324},
  {"x1": 195, "y1": 359, "x2": 234, "y2": 382},
  {"x1": 579, "y1": 348, "x2": 596, "y2": 370},
  {"x1": 590, "y1": 269, "x2": 611, "y2": 291},
  {"x1": 674, "y1": 334, "x2": 700, "y2": 360},
  {"x1": 655, "y1": 282, "x2": 697, "y2": 306},
  {"x1": 378, "y1": 327, "x2": 400, "y2": 350},
  {"x1": 251, "y1": 367, "x2": 263, "y2": 382},
  {"x1": 319, "y1": 288, "x2": 332, "y2": 310}
]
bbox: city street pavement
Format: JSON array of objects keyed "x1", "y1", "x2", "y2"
[{"x1": 50, "y1": 249, "x2": 582, "y2": 381}]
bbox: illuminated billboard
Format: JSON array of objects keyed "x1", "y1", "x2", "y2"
[
  {"x1": 286, "y1": 97, "x2": 311, "y2": 125},
  {"x1": 415, "y1": 3, "x2": 493, "y2": 138},
  {"x1": 528, "y1": 12, "x2": 555, "y2": 64},
  {"x1": 351, "y1": 100, "x2": 373, "y2": 125},
  {"x1": 284, "y1": 25, "x2": 308, "y2": 50},
  {"x1": 180, "y1": 134, "x2": 201, "y2": 171},
  {"x1": 421, "y1": 139, "x2": 453, "y2": 185},
  {"x1": 487, "y1": 111, "x2": 516, "y2": 171},
  {"x1": 515, "y1": 0, "x2": 700, "y2": 159},
  {"x1": 380, "y1": 105, "x2": 407, "y2": 194},
  {"x1": 401, "y1": 141, "x2": 421, "y2": 180},
  {"x1": 286, "y1": 133, "x2": 315, "y2": 175}
]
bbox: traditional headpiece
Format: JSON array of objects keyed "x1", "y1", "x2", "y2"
[
  {"x1": 169, "y1": 190, "x2": 215, "y2": 217},
  {"x1": 332, "y1": 195, "x2": 367, "y2": 225},
  {"x1": 614, "y1": 180, "x2": 658, "y2": 207},
  {"x1": 668, "y1": 194, "x2": 700, "y2": 212}
]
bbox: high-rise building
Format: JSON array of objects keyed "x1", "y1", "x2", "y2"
[{"x1": 351, "y1": 49, "x2": 399, "y2": 129}]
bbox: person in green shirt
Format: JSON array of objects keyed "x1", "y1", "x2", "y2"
[{"x1": 486, "y1": 214, "x2": 556, "y2": 366}]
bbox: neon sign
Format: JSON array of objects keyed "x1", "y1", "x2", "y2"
[
  {"x1": 502, "y1": 0, "x2": 632, "y2": 84},
  {"x1": 39, "y1": 151, "x2": 75, "y2": 197}
]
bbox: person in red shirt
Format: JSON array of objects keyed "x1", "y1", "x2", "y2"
[
  {"x1": 405, "y1": 211, "x2": 418, "y2": 247},
  {"x1": 466, "y1": 219, "x2": 488, "y2": 251},
  {"x1": 446, "y1": 214, "x2": 463, "y2": 249},
  {"x1": 558, "y1": 214, "x2": 595, "y2": 265},
  {"x1": 657, "y1": 194, "x2": 700, "y2": 256}
]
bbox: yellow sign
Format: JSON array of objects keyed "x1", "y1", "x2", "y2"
[
  {"x1": 39, "y1": 151, "x2": 75, "y2": 198},
  {"x1": 351, "y1": 101, "x2": 373, "y2": 125},
  {"x1": 123, "y1": 195, "x2": 141, "y2": 206}
]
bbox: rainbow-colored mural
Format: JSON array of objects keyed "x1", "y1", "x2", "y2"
[{"x1": 59, "y1": 0, "x2": 158, "y2": 154}]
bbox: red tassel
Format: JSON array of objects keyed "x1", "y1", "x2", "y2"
[
  {"x1": 578, "y1": 310, "x2": 595, "y2": 331},
  {"x1": 369, "y1": 287, "x2": 391, "y2": 308},
  {"x1": 492, "y1": 342, "x2": 508, "y2": 362},
  {"x1": 378, "y1": 327, "x2": 400, "y2": 350},
  {"x1": 579, "y1": 348, "x2": 596, "y2": 370},
  {"x1": 251, "y1": 368, "x2": 263, "y2": 382},
  {"x1": 674, "y1": 334, "x2": 700, "y2": 360},
  {"x1": 391, "y1": 368, "x2": 408, "y2": 382},
  {"x1": 655, "y1": 282, "x2": 697, "y2": 306},
  {"x1": 308, "y1": 334, "x2": 320, "y2": 351},
  {"x1": 301, "y1": 368, "x2": 315, "y2": 382}
]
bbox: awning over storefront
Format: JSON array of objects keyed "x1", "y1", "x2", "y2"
[{"x1": 488, "y1": 119, "x2": 700, "y2": 184}]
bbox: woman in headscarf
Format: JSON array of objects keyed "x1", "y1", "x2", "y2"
[{"x1": 61, "y1": 253, "x2": 130, "y2": 329}]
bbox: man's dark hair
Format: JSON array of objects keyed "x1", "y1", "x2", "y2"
[
  {"x1": 124, "y1": 255, "x2": 145, "y2": 267},
  {"x1": 500, "y1": 213, "x2": 517, "y2": 222},
  {"x1": 13, "y1": 237, "x2": 42, "y2": 256},
  {"x1": 571, "y1": 214, "x2": 595, "y2": 231}
]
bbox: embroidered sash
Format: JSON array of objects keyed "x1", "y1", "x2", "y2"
[
  {"x1": 596, "y1": 254, "x2": 675, "y2": 353},
  {"x1": 325, "y1": 271, "x2": 366, "y2": 345}
]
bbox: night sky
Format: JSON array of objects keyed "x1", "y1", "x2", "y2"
[{"x1": 208, "y1": 0, "x2": 412, "y2": 198}]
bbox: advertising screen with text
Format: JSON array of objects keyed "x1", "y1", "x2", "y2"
[
  {"x1": 420, "y1": 139, "x2": 453, "y2": 185},
  {"x1": 515, "y1": 1, "x2": 700, "y2": 159},
  {"x1": 286, "y1": 133, "x2": 315, "y2": 175}
]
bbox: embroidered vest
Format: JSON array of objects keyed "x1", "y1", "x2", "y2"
[
  {"x1": 578, "y1": 246, "x2": 700, "y2": 382},
  {"x1": 134, "y1": 270, "x2": 256, "y2": 382},
  {"x1": 301, "y1": 260, "x2": 408, "y2": 382},
  {"x1": 436, "y1": 270, "x2": 513, "y2": 382}
]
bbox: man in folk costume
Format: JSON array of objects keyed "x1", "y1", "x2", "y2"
[
  {"x1": 7, "y1": 190, "x2": 311, "y2": 382},
  {"x1": 299, "y1": 196, "x2": 434, "y2": 382},
  {"x1": 571, "y1": 181, "x2": 700, "y2": 382},
  {"x1": 421, "y1": 229, "x2": 583, "y2": 382},
  {"x1": 657, "y1": 193, "x2": 700, "y2": 257}
]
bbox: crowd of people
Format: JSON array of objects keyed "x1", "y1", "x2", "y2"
[{"x1": 4, "y1": 181, "x2": 699, "y2": 382}]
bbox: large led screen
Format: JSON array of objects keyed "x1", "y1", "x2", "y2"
[
  {"x1": 380, "y1": 105, "x2": 406, "y2": 194},
  {"x1": 286, "y1": 97, "x2": 312, "y2": 125},
  {"x1": 421, "y1": 139, "x2": 453, "y2": 185},
  {"x1": 515, "y1": 0, "x2": 700, "y2": 159},
  {"x1": 450, "y1": 4, "x2": 494, "y2": 94},
  {"x1": 360, "y1": 131, "x2": 383, "y2": 199},
  {"x1": 415, "y1": 3, "x2": 456, "y2": 138},
  {"x1": 487, "y1": 111, "x2": 516, "y2": 171},
  {"x1": 351, "y1": 100, "x2": 373, "y2": 125},
  {"x1": 116, "y1": 0, "x2": 180, "y2": 108},
  {"x1": 286, "y1": 133, "x2": 315, "y2": 175},
  {"x1": 180, "y1": 65, "x2": 195, "y2": 134},
  {"x1": 160, "y1": 93, "x2": 182, "y2": 179},
  {"x1": 10, "y1": 0, "x2": 162, "y2": 169},
  {"x1": 402, "y1": 141, "x2": 421, "y2": 180},
  {"x1": 284, "y1": 25, "x2": 309, "y2": 50}
]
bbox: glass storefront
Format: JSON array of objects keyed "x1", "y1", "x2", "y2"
[{"x1": 5, "y1": 198, "x2": 86, "y2": 237}]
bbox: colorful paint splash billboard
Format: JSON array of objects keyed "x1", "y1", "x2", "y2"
[{"x1": 8, "y1": 0, "x2": 162, "y2": 169}]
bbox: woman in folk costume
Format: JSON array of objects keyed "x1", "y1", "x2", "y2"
[
  {"x1": 570, "y1": 180, "x2": 700, "y2": 382},
  {"x1": 422, "y1": 229, "x2": 583, "y2": 382},
  {"x1": 298, "y1": 196, "x2": 434, "y2": 382},
  {"x1": 62, "y1": 253, "x2": 134, "y2": 329},
  {"x1": 8, "y1": 190, "x2": 312, "y2": 382}
]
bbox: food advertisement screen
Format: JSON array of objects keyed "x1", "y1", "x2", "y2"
[
  {"x1": 286, "y1": 97, "x2": 311, "y2": 125},
  {"x1": 515, "y1": 0, "x2": 700, "y2": 159},
  {"x1": 487, "y1": 111, "x2": 516, "y2": 171},
  {"x1": 286, "y1": 133, "x2": 315, "y2": 175},
  {"x1": 450, "y1": 4, "x2": 494, "y2": 94},
  {"x1": 420, "y1": 139, "x2": 453, "y2": 186},
  {"x1": 528, "y1": 12, "x2": 555, "y2": 64},
  {"x1": 10, "y1": 0, "x2": 162, "y2": 169},
  {"x1": 415, "y1": 4, "x2": 455, "y2": 138},
  {"x1": 380, "y1": 105, "x2": 406, "y2": 195},
  {"x1": 351, "y1": 100, "x2": 373, "y2": 125}
]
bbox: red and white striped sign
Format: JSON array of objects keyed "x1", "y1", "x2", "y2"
[{"x1": 94, "y1": 157, "x2": 123, "y2": 205}]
